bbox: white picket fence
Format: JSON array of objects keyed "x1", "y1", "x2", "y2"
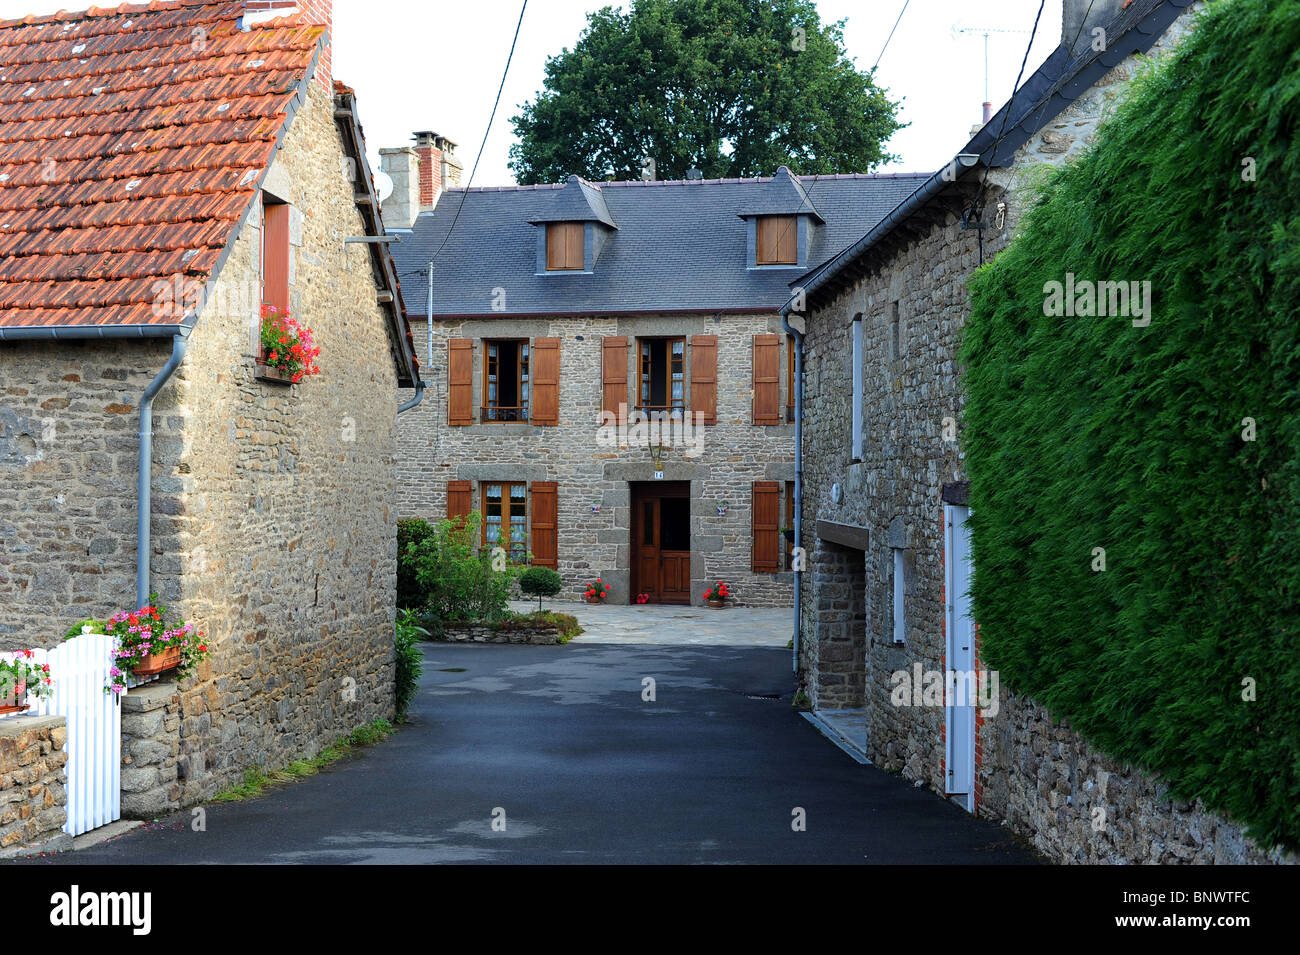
[{"x1": 1, "y1": 633, "x2": 121, "y2": 836}]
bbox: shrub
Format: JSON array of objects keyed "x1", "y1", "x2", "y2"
[
  {"x1": 63, "y1": 619, "x2": 105, "y2": 641},
  {"x1": 962, "y1": 0, "x2": 1300, "y2": 850},
  {"x1": 394, "y1": 609, "x2": 427, "y2": 722},
  {"x1": 404, "y1": 511, "x2": 523, "y2": 622},
  {"x1": 396, "y1": 518, "x2": 437, "y2": 609},
  {"x1": 519, "y1": 566, "x2": 563, "y2": 610},
  {"x1": 496, "y1": 610, "x2": 583, "y2": 644}
]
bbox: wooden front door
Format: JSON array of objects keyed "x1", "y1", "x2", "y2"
[{"x1": 631, "y1": 482, "x2": 691, "y2": 604}]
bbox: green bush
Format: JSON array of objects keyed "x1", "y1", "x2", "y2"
[
  {"x1": 404, "y1": 511, "x2": 523, "y2": 622},
  {"x1": 962, "y1": 0, "x2": 1299, "y2": 850},
  {"x1": 519, "y1": 566, "x2": 563, "y2": 611},
  {"x1": 63, "y1": 619, "x2": 105, "y2": 641},
  {"x1": 496, "y1": 610, "x2": 583, "y2": 643},
  {"x1": 396, "y1": 518, "x2": 437, "y2": 609},
  {"x1": 394, "y1": 609, "x2": 427, "y2": 722}
]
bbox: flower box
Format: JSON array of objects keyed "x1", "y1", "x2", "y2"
[
  {"x1": 0, "y1": 689, "x2": 29, "y2": 715},
  {"x1": 132, "y1": 645, "x2": 182, "y2": 676},
  {"x1": 254, "y1": 359, "x2": 295, "y2": 385}
]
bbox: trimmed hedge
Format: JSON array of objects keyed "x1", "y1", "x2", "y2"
[{"x1": 962, "y1": 0, "x2": 1299, "y2": 850}]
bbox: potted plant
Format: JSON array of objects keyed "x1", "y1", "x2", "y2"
[
  {"x1": 635, "y1": 592, "x2": 650, "y2": 605},
  {"x1": 0, "y1": 651, "x2": 54, "y2": 714},
  {"x1": 584, "y1": 578, "x2": 611, "y2": 603},
  {"x1": 703, "y1": 580, "x2": 730, "y2": 608},
  {"x1": 105, "y1": 595, "x2": 210, "y2": 696},
  {"x1": 256, "y1": 303, "x2": 321, "y2": 384}
]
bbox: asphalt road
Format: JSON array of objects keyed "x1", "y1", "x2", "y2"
[{"x1": 26, "y1": 642, "x2": 1038, "y2": 864}]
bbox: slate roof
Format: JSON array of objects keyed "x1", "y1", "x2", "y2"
[
  {"x1": 526, "y1": 176, "x2": 616, "y2": 229},
  {"x1": 394, "y1": 169, "x2": 930, "y2": 318},
  {"x1": 0, "y1": 0, "x2": 323, "y2": 329}
]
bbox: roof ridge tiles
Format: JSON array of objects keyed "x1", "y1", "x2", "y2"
[{"x1": 0, "y1": 1, "x2": 240, "y2": 32}]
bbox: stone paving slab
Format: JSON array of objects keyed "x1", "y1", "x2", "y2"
[{"x1": 511, "y1": 600, "x2": 792, "y2": 646}]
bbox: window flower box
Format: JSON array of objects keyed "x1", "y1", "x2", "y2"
[
  {"x1": 132, "y1": 645, "x2": 183, "y2": 676},
  {"x1": 105, "y1": 595, "x2": 209, "y2": 696},
  {"x1": 0, "y1": 689, "x2": 29, "y2": 715},
  {"x1": 0, "y1": 650, "x2": 54, "y2": 713},
  {"x1": 257, "y1": 304, "x2": 320, "y2": 385}
]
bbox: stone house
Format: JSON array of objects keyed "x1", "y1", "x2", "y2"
[
  {"x1": 788, "y1": 0, "x2": 1286, "y2": 862},
  {"x1": 386, "y1": 162, "x2": 927, "y2": 606},
  {"x1": 0, "y1": 0, "x2": 420, "y2": 811}
]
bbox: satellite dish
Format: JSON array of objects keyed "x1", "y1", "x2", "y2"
[{"x1": 374, "y1": 168, "x2": 394, "y2": 203}]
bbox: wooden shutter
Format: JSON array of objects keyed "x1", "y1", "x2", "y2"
[
  {"x1": 752, "y1": 333, "x2": 781, "y2": 425},
  {"x1": 547, "y1": 223, "x2": 584, "y2": 270},
  {"x1": 530, "y1": 481, "x2": 558, "y2": 569},
  {"x1": 446, "y1": 480, "x2": 472, "y2": 524},
  {"x1": 752, "y1": 481, "x2": 781, "y2": 573},
  {"x1": 262, "y1": 200, "x2": 290, "y2": 314},
  {"x1": 448, "y1": 338, "x2": 473, "y2": 426},
  {"x1": 601, "y1": 336, "x2": 628, "y2": 420},
  {"x1": 531, "y1": 338, "x2": 560, "y2": 425},
  {"x1": 690, "y1": 334, "x2": 717, "y2": 425},
  {"x1": 756, "y1": 215, "x2": 796, "y2": 265}
]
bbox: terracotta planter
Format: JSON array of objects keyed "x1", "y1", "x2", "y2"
[
  {"x1": 133, "y1": 645, "x2": 182, "y2": 676},
  {"x1": 254, "y1": 359, "x2": 295, "y2": 384},
  {"x1": 707, "y1": 598, "x2": 725, "y2": 609},
  {"x1": 585, "y1": 595, "x2": 607, "y2": 604},
  {"x1": 0, "y1": 687, "x2": 29, "y2": 715}
]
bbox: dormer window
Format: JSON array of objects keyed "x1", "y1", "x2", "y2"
[
  {"x1": 755, "y1": 215, "x2": 797, "y2": 265},
  {"x1": 546, "y1": 222, "x2": 584, "y2": 270}
]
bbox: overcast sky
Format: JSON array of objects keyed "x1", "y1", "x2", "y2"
[{"x1": 0, "y1": 0, "x2": 1065, "y2": 188}]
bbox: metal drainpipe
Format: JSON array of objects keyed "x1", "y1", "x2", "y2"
[
  {"x1": 397, "y1": 380, "x2": 425, "y2": 414},
  {"x1": 136, "y1": 332, "x2": 188, "y2": 608},
  {"x1": 781, "y1": 308, "x2": 803, "y2": 673}
]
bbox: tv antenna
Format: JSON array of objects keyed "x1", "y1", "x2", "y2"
[{"x1": 952, "y1": 24, "x2": 1033, "y2": 124}]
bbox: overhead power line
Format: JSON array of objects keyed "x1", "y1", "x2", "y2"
[{"x1": 873, "y1": 0, "x2": 910, "y2": 72}]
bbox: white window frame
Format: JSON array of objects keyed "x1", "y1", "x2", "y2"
[
  {"x1": 892, "y1": 547, "x2": 906, "y2": 645},
  {"x1": 851, "y1": 315, "x2": 863, "y2": 461}
]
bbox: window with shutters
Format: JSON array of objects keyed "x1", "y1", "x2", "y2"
[
  {"x1": 637, "y1": 337, "x2": 685, "y2": 418},
  {"x1": 786, "y1": 334, "x2": 796, "y2": 422},
  {"x1": 483, "y1": 339, "x2": 529, "y2": 422},
  {"x1": 483, "y1": 482, "x2": 528, "y2": 562},
  {"x1": 756, "y1": 215, "x2": 797, "y2": 265},
  {"x1": 546, "y1": 222, "x2": 585, "y2": 271},
  {"x1": 751, "y1": 481, "x2": 781, "y2": 573},
  {"x1": 752, "y1": 333, "x2": 781, "y2": 425},
  {"x1": 261, "y1": 195, "x2": 290, "y2": 315}
]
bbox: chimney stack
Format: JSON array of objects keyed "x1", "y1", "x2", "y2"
[
  {"x1": 379, "y1": 146, "x2": 421, "y2": 230},
  {"x1": 1062, "y1": 0, "x2": 1124, "y2": 58},
  {"x1": 412, "y1": 132, "x2": 463, "y2": 210}
]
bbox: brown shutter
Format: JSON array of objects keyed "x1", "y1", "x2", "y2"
[
  {"x1": 690, "y1": 334, "x2": 717, "y2": 425},
  {"x1": 530, "y1": 481, "x2": 558, "y2": 569},
  {"x1": 752, "y1": 333, "x2": 781, "y2": 425},
  {"x1": 531, "y1": 338, "x2": 560, "y2": 425},
  {"x1": 566, "y1": 223, "x2": 584, "y2": 268},
  {"x1": 547, "y1": 223, "x2": 583, "y2": 270},
  {"x1": 752, "y1": 481, "x2": 781, "y2": 573},
  {"x1": 601, "y1": 336, "x2": 628, "y2": 420},
  {"x1": 262, "y1": 201, "x2": 290, "y2": 314},
  {"x1": 446, "y1": 480, "x2": 472, "y2": 524},
  {"x1": 448, "y1": 338, "x2": 473, "y2": 426}
]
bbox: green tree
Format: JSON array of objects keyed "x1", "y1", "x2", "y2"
[{"x1": 509, "y1": 0, "x2": 903, "y2": 185}]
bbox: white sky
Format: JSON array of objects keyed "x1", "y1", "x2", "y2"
[{"x1": 0, "y1": 0, "x2": 1065, "y2": 186}]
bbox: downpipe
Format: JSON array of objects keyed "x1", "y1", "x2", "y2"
[
  {"x1": 781, "y1": 308, "x2": 804, "y2": 674},
  {"x1": 136, "y1": 333, "x2": 188, "y2": 608}
]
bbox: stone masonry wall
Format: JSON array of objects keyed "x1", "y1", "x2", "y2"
[
  {"x1": 119, "y1": 681, "x2": 181, "y2": 819},
  {"x1": 0, "y1": 338, "x2": 175, "y2": 648},
  {"x1": 397, "y1": 312, "x2": 796, "y2": 607},
  {"x1": 154, "y1": 79, "x2": 400, "y2": 802},
  {"x1": 795, "y1": 4, "x2": 1291, "y2": 863},
  {"x1": 0, "y1": 714, "x2": 70, "y2": 858},
  {"x1": 438, "y1": 623, "x2": 560, "y2": 645}
]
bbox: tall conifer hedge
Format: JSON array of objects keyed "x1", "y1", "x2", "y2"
[{"x1": 962, "y1": 0, "x2": 1300, "y2": 850}]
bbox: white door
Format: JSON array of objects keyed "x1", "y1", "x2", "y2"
[{"x1": 944, "y1": 504, "x2": 975, "y2": 811}]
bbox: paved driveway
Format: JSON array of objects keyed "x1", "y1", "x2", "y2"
[
  {"x1": 20, "y1": 624, "x2": 1037, "y2": 864},
  {"x1": 511, "y1": 599, "x2": 792, "y2": 646}
]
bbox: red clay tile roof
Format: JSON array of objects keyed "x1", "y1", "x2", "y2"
[{"x1": 0, "y1": 0, "x2": 324, "y2": 328}]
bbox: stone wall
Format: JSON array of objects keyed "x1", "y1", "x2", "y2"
[
  {"x1": 793, "y1": 3, "x2": 1293, "y2": 863},
  {"x1": 397, "y1": 312, "x2": 796, "y2": 607},
  {"x1": 120, "y1": 681, "x2": 181, "y2": 819},
  {"x1": 0, "y1": 337, "x2": 175, "y2": 648},
  {"x1": 0, "y1": 715, "x2": 70, "y2": 858},
  {"x1": 437, "y1": 623, "x2": 561, "y2": 645},
  {"x1": 152, "y1": 78, "x2": 401, "y2": 802}
]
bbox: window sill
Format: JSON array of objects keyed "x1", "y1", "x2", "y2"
[{"x1": 254, "y1": 362, "x2": 295, "y2": 385}]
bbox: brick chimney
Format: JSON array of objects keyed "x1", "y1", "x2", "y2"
[
  {"x1": 412, "y1": 132, "x2": 462, "y2": 211},
  {"x1": 243, "y1": 1, "x2": 333, "y2": 92},
  {"x1": 379, "y1": 146, "x2": 421, "y2": 230},
  {"x1": 1062, "y1": 0, "x2": 1125, "y2": 58}
]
